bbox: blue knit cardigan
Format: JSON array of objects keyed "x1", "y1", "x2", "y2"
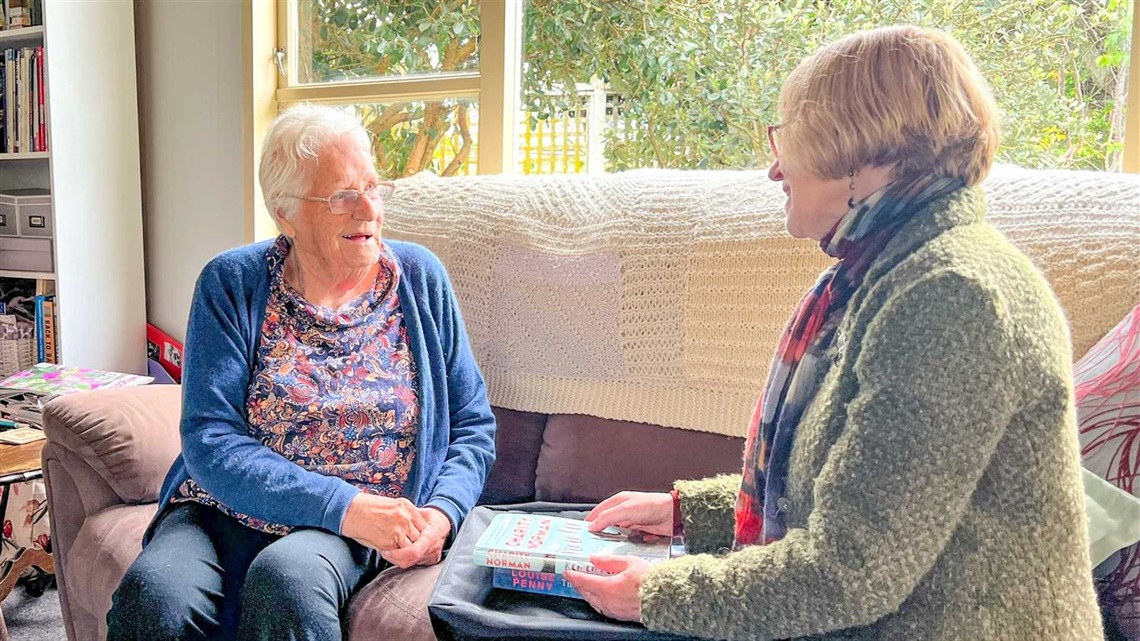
[{"x1": 150, "y1": 239, "x2": 496, "y2": 540}]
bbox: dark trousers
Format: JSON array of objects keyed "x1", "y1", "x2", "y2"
[{"x1": 106, "y1": 502, "x2": 382, "y2": 641}]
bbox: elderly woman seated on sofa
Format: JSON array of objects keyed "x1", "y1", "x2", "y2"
[
  {"x1": 569, "y1": 25, "x2": 1103, "y2": 641},
  {"x1": 106, "y1": 105, "x2": 496, "y2": 641}
]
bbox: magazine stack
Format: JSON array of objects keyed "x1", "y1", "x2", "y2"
[{"x1": 0, "y1": 363, "x2": 152, "y2": 443}]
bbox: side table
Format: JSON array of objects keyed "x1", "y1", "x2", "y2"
[{"x1": 0, "y1": 440, "x2": 53, "y2": 641}]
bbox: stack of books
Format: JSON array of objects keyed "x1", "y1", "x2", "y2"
[
  {"x1": 0, "y1": 278, "x2": 55, "y2": 375},
  {"x1": 1, "y1": 44, "x2": 46, "y2": 154},
  {"x1": 0, "y1": 363, "x2": 152, "y2": 443},
  {"x1": 0, "y1": 388, "x2": 39, "y2": 440},
  {"x1": 472, "y1": 513, "x2": 676, "y2": 600},
  {"x1": 0, "y1": 0, "x2": 43, "y2": 30}
]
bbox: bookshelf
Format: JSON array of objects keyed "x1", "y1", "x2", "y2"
[{"x1": 0, "y1": 2, "x2": 146, "y2": 375}]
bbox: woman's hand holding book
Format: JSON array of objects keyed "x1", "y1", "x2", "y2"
[{"x1": 585, "y1": 491, "x2": 673, "y2": 537}]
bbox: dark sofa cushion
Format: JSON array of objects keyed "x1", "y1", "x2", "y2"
[
  {"x1": 478, "y1": 407, "x2": 548, "y2": 505},
  {"x1": 535, "y1": 414, "x2": 745, "y2": 503}
]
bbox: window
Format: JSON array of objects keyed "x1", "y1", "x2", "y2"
[
  {"x1": 277, "y1": 0, "x2": 514, "y2": 177},
  {"x1": 280, "y1": 1, "x2": 1135, "y2": 176},
  {"x1": 294, "y1": 1, "x2": 481, "y2": 85}
]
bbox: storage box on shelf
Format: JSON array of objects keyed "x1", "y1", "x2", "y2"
[
  {"x1": 0, "y1": 238, "x2": 50, "y2": 272},
  {"x1": 0, "y1": 189, "x2": 52, "y2": 272},
  {"x1": 0, "y1": 189, "x2": 53, "y2": 236}
]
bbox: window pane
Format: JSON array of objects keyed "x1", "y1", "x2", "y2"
[
  {"x1": 520, "y1": 0, "x2": 1132, "y2": 172},
  {"x1": 331, "y1": 100, "x2": 479, "y2": 178},
  {"x1": 297, "y1": 0, "x2": 480, "y2": 85}
]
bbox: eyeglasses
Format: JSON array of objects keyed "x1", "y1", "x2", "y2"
[
  {"x1": 767, "y1": 124, "x2": 781, "y2": 159},
  {"x1": 285, "y1": 182, "x2": 396, "y2": 215}
]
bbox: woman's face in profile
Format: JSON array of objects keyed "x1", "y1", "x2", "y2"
[
  {"x1": 279, "y1": 135, "x2": 386, "y2": 272},
  {"x1": 767, "y1": 155, "x2": 851, "y2": 242}
]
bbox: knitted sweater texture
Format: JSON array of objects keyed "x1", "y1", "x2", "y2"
[{"x1": 641, "y1": 187, "x2": 1103, "y2": 640}]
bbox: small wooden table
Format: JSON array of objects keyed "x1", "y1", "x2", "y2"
[
  {"x1": 0, "y1": 440, "x2": 45, "y2": 485},
  {"x1": 0, "y1": 440, "x2": 53, "y2": 641}
]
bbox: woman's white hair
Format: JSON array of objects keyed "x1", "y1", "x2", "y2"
[{"x1": 259, "y1": 104, "x2": 371, "y2": 225}]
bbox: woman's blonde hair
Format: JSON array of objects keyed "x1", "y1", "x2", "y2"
[{"x1": 777, "y1": 25, "x2": 999, "y2": 186}]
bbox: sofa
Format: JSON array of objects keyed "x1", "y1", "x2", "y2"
[{"x1": 42, "y1": 167, "x2": 1139, "y2": 641}]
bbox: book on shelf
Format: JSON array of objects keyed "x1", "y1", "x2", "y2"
[
  {"x1": 0, "y1": 277, "x2": 35, "y2": 378},
  {"x1": 33, "y1": 293, "x2": 54, "y2": 364},
  {"x1": 1, "y1": 0, "x2": 42, "y2": 30},
  {"x1": 1, "y1": 44, "x2": 44, "y2": 153},
  {"x1": 40, "y1": 296, "x2": 53, "y2": 362},
  {"x1": 35, "y1": 44, "x2": 42, "y2": 147},
  {"x1": 472, "y1": 513, "x2": 673, "y2": 575},
  {"x1": 0, "y1": 277, "x2": 53, "y2": 379}
]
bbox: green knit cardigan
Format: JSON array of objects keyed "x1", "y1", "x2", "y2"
[{"x1": 641, "y1": 187, "x2": 1103, "y2": 641}]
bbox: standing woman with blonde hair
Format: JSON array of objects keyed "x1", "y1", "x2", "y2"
[{"x1": 569, "y1": 26, "x2": 1103, "y2": 640}]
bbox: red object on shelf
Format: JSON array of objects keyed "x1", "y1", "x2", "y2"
[{"x1": 146, "y1": 323, "x2": 183, "y2": 383}]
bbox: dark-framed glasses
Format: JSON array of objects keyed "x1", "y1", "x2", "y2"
[{"x1": 285, "y1": 181, "x2": 396, "y2": 215}]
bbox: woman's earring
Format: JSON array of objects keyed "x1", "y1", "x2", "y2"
[{"x1": 847, "y1": 169, "x2": 857, "y2": 209}]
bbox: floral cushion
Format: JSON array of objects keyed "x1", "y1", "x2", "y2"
[
  {"x1": 0, "y1": 479, "x2": 51, "y2": 566},
  {"x1": 1075, "y1": 304, "x2": 1140, "y2": 639}
]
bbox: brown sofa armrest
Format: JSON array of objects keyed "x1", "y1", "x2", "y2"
[{"x1": 42, "y1": 385, "x2": 183, "y2": 506}]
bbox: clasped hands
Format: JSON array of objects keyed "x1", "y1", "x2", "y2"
[{"x1": 341, "y1": 493, "x2": 451, "y2": 568}]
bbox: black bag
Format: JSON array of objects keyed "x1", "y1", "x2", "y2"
[{"x1": 428, "y1": 502, "x2": 700, "y2": 641}]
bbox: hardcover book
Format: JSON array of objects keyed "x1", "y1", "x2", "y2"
[
  {"x1": 491, "y1": 568, "x2": 586, "y2": 600},
  {"x1": 472, "y1": 513, "x2": 671, "y2": 575},
  {"x1": 33, "y1": 293, "x2": 53, "y2": 364}
]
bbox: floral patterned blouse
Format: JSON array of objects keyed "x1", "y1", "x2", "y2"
[{"x1": 174, "y1": 236, "x2": 420, "y2": 535}]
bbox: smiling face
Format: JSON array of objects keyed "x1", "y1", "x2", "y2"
[
  {"x1": 277, "y1": 133, "x2": 384, "y2": 273},
  {"x1": 767, "y1": 155, "x2": 852, "y2": 241}
]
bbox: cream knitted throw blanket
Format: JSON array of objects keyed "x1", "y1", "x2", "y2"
[{"x1": 384, "y1": 166, "x2": 1139, "y2": 437}]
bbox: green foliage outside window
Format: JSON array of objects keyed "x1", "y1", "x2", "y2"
[{"x1": 304, "y1": 0, "x2": 1133, "y2": 175}]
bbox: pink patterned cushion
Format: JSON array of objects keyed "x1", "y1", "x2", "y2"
[{"x1": 1075, "y1": 304, "x2": 1140, "y2": 638}]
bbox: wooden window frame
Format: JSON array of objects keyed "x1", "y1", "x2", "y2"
[
  {"x1": 272, "y1": 0, "x2": 519, "y2": 175},
  {"x1": 255, "y1": 0, "x2": 1139, "y2": 186}
]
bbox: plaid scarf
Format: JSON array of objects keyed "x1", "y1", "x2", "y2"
[{"x1": 734, "y1": 174, "x2": 964, "y2": 548}]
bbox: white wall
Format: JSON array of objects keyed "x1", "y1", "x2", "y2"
[
  {"x1": 135, "y1": 0, "x2": 248, "y2": 342},
  {"x1": 44, "y1": 0, "x2": 148, "y2": 373}
]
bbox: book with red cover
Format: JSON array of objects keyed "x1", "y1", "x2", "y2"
[{"x1": 35, "y1": 46, "x2": 43, "y2": 151}]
